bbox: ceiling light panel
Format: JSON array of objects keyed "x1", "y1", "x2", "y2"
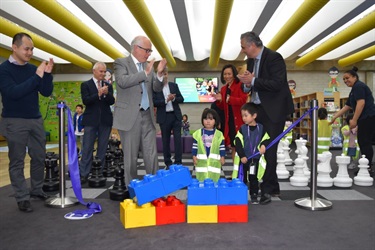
[
  {"x1": 279, "y1": 0, "x2": 364, "y2": 59},
  {"x1": 220, "y1": 0, "x2": 267, "y2": 60}
]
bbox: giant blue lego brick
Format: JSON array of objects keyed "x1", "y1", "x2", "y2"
[
  {"x1": 217, "y1": 178, "x2": 248, "y2": 205},
  {"x1": 159, "y1": 165, "x2": 192, "y2": 194},
  {"x1": 187, "y1": 178, "x2": 217, "y2": 205},
  {"x1": 128, "y1": 173, "x2": 165, "y2": 206}
]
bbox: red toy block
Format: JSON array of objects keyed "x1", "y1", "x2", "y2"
[
  {"x1": 151, "y1": 196, "x2": 186, "y2": 225},
  {"x1": 218, "y1": 204, "x2": 248, "y2": 223}
]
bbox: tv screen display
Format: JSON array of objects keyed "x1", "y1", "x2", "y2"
[{"x1": 175, "y1": 77, "x2": 219, "y2": 103}]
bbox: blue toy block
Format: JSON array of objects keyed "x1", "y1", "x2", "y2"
[
  {"x1": 128, "y1": 174, "x2": 165, "y2": 206},
  {"x1": 217, "y1": 178, "x2": 248, "y2": 205},
  {"x1": 158, "y1": 165, "x2": 192, "y2": 194},
  {"x1": 187, "y1": 178, "x2": 217, "y2": 205}
]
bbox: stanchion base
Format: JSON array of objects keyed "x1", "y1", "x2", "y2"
[
  {"x1": 294, "y1": 197, "x2": 333, "y2": 211},
  {"x1": 45, "y1": 196, "x2": 79, "y2": 208}
]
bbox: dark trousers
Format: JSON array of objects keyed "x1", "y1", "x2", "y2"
[
  {"x1": 358, "y1": 115, "x2": 375, "y2": 168},
  {"x1": 80, "y1": 124, "x2": 111, "y2": 177},
  {"x1": 255, "y1": 104, "x2": 285, "y2": 195},
  {"x1": 160, "y1": 113, "x2": 182, "y2": 166},
  {"x1": 242, "y1": 161, "x2": 259, "y2": 196}
]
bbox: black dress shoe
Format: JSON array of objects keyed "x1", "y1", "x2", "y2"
[
  {"x1": 18, "y1": 200, "x2": 33, "y2": 212},
  {"x1": 30, "y1": 192, "x2": 50, "y2": 200},
  {"x1": 260, "y1": 193, "x2": 272, "y2": 205},
  {"x1": 80, "y1": 176, "x2": 88, "y2": 184}
]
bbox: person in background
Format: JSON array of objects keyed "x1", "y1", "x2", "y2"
[
  {"x1": 237, "y1": 31, "x2": 294, "y2": 204},
  {"x1": 192, "y1": 108, "x2": 225, "y2": 182},
  {"x1": 73, "y1": 104, "x2": 84, "y2": 154},
  {"x1": 317, "y1": 107, "x2": 332, "y2": 154},
  {"x1": 80, "y1": 62, "x2": 115, "y2": 184},
  {"x1": 182, "y1": 114, "x2": 190, "y2": 136},
  {"x1": 330, "y1": 67, "x2": 375, "y2": 175},
  {"x1": 341, "y1": 113, "x2": 359, "y2": 169},
  {"x1": 153, "y1": 67, "x2": 184, "y2": 168},
  {"x1": 213, "y1": 64, "x2": 248, "y2": 160},
  {"x1": 233, "y1": 103, "x2": 270, "y2": 204},
  {"x1": 0, "y1": 32, "x2": 54, "y2": 212},
  {"x1": 113, "y1": 35, "x2": 167, "y2": 188}
]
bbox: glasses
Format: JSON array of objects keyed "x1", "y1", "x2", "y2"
[{"x1": 137, "y1": 45, "x2": 153, "y2": 54}]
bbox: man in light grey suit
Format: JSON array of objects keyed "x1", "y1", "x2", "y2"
[{"x1": 113, "y1": 36, "x2": 167, "y2": 187}]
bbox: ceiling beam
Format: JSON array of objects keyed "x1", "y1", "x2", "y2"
[
  {"x1": 24, "y1": 0, "x2": 123, "y2": 60},
  {"x1": 123, "y1": 0, "x2": 176, "y2": 67},
  {"x1": 0, "y1": 17, "x2": 92, "y2": 69},
  {"x1": 338, "y1": 45, "x2": 375, "y2": 67},
  {"x1": 267, "y1": 0, "x2": 329, "y2": 51},
  {"x1": 296, "y1": 11, "x2": 375, "y2": 67},
  {"x1": 209, "y1": 0, "x2": 234, "y2": 68}
]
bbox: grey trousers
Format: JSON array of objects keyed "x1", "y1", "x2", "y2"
[{"x1": 0, "y1": 117, "x2": 46, "y2": 202}]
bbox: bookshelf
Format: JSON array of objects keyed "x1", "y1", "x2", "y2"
[{"x1": 293, "y1": 92, "x2": 340, "y2": 146}]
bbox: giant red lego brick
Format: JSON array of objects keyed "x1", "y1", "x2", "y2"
[
  {"x1": 151, "y1": 196, "x2": 186, "y2": 225},
  {"x1": 218, "y1": 204, "x2": 248, "y2": 223}
]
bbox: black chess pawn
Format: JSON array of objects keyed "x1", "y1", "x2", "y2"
[
  {"x1": 46, "y1": 151, "x2": 59, "y2": 178},
  {"x1": 109, "y1": 164, "x2": 129, "y2": 201},
  {"x1": 113, "y1": 148, "x2": 123, "y2": 167},
  {"x1": 108, "y1": 138, "x2": 121, "y2": 153},
  {"x1": 103, "y1": 150, "x2": 115, "y2": 177},
  {"x1": 42, "y1": 158, "x2": 59, "y2": 192},
  {"x1": 88, "y1": 157, "x2": 107, "y2": 188}
]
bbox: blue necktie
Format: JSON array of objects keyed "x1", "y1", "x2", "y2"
[{"x1": 137, "y1": 63, "x2": 149, "y2": 110}]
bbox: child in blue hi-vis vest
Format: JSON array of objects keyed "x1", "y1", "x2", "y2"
[
  {"x1": 233, "y1": 103, "x2": 270, "y2": 205},
  {"x1": 192, "y1": 108, "x2": 225, "y2": 182}
]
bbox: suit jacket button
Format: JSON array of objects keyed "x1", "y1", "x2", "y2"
[{"x1": 141, "y1": 91, "x2": 143, "y2": 94}]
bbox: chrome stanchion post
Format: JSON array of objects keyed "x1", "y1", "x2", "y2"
[
  {"x1": 45, "y1": 102, "x2": 78, "y2": 208},
  {"x1": 295, "y1": 99, "x2": 333, "y2": 211}
]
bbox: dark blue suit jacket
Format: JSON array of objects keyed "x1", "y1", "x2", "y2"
[
  {"x1": 80, "y1": 79, "x2": 115, "y2": 127},
  {"x1": 153, "y1": 82, "x2": 184, "y2": 124}
]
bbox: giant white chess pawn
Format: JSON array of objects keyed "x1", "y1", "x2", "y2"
[
  {"x1": 276, "y1": 151, "x2": 289, "y2": 179},
  {"x1": 317, "y1": 151, "x2": 333, "y2": 187},
  {"x1": 290, "y1": 157, "x2": 308, "y2": 186},
  {"x1": 354, "y1": 155, "x2": 374, "y2": 186},
  {"x1": 282, "y1": 138, "x2": 293, "y2": 166},
  {"x1": 294, "y1": 138, "x2": 310, "y2": 178},
  {"x1": 333, "y1": 154, "x2": 353, "y2": 187}
]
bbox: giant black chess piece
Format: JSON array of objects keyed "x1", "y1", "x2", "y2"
[
  {"x1": 88, "y1": 157, "x2": 107, "y2": 188},
  {"x1": 102, "y1": 150, "x2": 115, "y2": 177},
  {"x1": 108, "y1": 138, "x2": 121, "y2": 154},
  {"x1": 43, "y1": 157, "x2": 59, "y2": 192},
  {"x1": 109, "y1": 163, "x2": 129, "y2": 201}
]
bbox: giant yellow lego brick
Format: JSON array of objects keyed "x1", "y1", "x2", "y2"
[
  {"x1": 187, "y1": 205, "x2": 218, "y2": 223},
  {"x1": 120, "y1": 199, "x2": 156, "y2": 229}
]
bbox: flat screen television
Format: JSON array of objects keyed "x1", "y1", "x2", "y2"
[{"x1": 175, "y1": 77, "x2": 220, "y2": 103}]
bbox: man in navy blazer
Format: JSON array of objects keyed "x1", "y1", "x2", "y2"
[
  {"x1": 80, "y1": 62, "x2": 115, "y2": 183},
  {"x1": 238, "y1": 31, "x2": 294, "y2": 204},
  {"x1": 153, "y1": 68, "x2": 184, "y2": 167}
]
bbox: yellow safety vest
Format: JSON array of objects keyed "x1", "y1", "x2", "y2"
[
  {"x1": 283, "y1": 126, "x2": 293, "y2": 144},
  {"x1": 193, "y1": 129, "x2": 224, "y2": 182},
  {"x1": 317, "y1": 120, "x2": 332, "y2": 154},
  {"x1": 341, "y1": 125, "x2": 359, "y2": 159},
  {"x1": 233, "y1": 128, "x2": 270, "y2": 181}
]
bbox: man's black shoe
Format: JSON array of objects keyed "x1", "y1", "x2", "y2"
[
  {"x1": 30, "y1": 192, "x2": 50, "y2": 200},
  {"x1": 80, "y1": 176, "x2": 88, "y2": 184},
  {"x1": 260, "y1": 193, "x2": 272, "y2": 205},
  {"x1": 18, "y1": 200, "x2": 33, "y2": 212}
]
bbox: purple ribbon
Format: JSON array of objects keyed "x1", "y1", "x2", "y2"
[
  {"x1": 238, "y1": 163, "x2": 244, "y2": 181},
  {"x1": 58, "y1": 103, "x2": 102, "y2": 213},
  {"x1": 247, "y1": 106, "x2": 318, "y2": 160}
]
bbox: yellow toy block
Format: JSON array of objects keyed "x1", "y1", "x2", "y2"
[
  {"x1": 120, "y1": 199, "x2": 156, "y2": 229},
  {"x1": 187, "y1": 205, "x2": 218, "y2": 223}
]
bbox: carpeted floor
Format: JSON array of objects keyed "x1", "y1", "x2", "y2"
[{"x1": 0, "y1": 144, "x2": 374, "y2": 250}]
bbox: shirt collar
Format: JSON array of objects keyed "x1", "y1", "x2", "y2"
[
  {"x1": 255, "y1": 46, "x2": 264, "y2": 60},
  {"x1": 9, "y1": 55, "x2": 28, "y2": 65}
]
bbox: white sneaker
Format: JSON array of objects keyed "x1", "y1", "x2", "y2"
[{"x1": 348, "y1": 163, "x2": 356, "y2": 169}]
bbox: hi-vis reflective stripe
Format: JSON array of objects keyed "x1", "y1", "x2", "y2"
[
  {"x1": 343, "y1": 139, "x2": 349, "y2": 143},
  {"x1": 197, "y1": 154, "x2": 207, "y2": 159},
  {"x1": 208, "y1": 166, "x2": 221, "y2": 173},
  {"x1": 318, "y1": 145, "x2": 329, "y2": 149},
  {"x1": 209, "y1": 153, "x2": 220, "y2": 160},
  {"x1": 195, "y1": 167, "x2": 208, "y2": 173},
  {"x1": 233, "y1": 164, "x2": 239, "y2": 171},
  {"x1": 319, "y1": 137, "x2": 331, "y2": 141}
]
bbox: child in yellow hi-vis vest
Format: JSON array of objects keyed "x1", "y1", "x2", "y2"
[
  {"x1": 233, "y1": 103, "x2": 270, "y2": 204},
  {"x1": 341, "y1": 113, "x2": 359, "y2": 169},
  {"x1": 317, "y1": 107, "x2": 332, "y2": 154},
  {"x1": 192, "y1": 108, "x2": 225, "y2": 182}
]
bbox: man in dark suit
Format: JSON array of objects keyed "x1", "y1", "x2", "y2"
[
  {"x1": 153, "y1": 68, "x2": 184, "y2": 168},
  {"x1": 80, "y1": 62, "x2": 115, "y2": 183},
  {"x1": 238, "y1": 31, "x2": 294, "y2": 205},
  {"x1": 113, "y1": 36, "x2": 167, "y2": 187}
]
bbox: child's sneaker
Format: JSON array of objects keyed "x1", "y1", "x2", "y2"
[{"x1": 250, "y1": 194, "x2": 259, "y2": 205}]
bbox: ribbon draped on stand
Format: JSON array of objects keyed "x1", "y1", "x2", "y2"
[
  {"x1": 60, "y1": 103, "x2": 102, "y2": 219},
  {"x1": 246, "y1": 106, "x2": 318, "y2": 180}
]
